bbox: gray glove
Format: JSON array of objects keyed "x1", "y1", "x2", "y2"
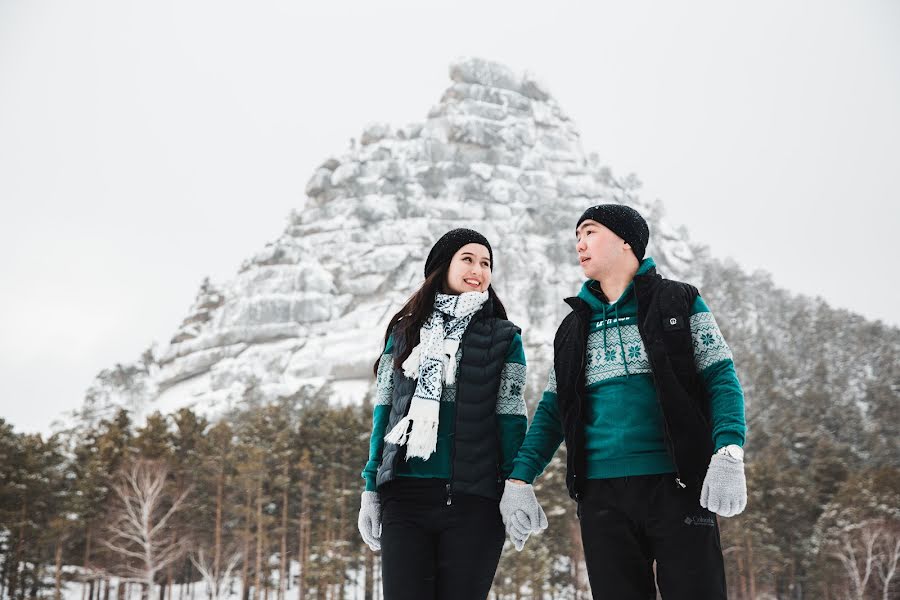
[
  {"x1": 505, "y1": 509, "x2": 536, "y2": 551},
  {"x1": 357, "y1": 491, "x2": 382, "y2": 551},
  {"x1": 499, "y1": 481, "x2": 548, "y2": 551},
  {"x1": 700, "y1": 454, "x2": 747, "y2": 517}
]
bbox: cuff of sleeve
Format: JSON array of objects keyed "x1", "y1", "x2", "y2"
[
  {"x1": 509, "y1": 464, "x2": 536, "y2": 484},
  {"x1": 714, "y1": 432, "x2": 745, "y2": 451},
  {"x1": 363, "y1": 475, "x2": 377, "y2": 492}
]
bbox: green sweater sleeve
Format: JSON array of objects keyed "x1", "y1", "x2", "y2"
[
  {"x1": 690, "y1": 296, "x2": 747, "y2": 449},
  {"x1": 361, "y1": 336, "x2": 395, "y2": 492},
  {"x1": 509, "y1": 368, "x2": 565, "y2": 483},
  {"x1": 496, "y1": 333, "x2": 528, "y2": 479}
]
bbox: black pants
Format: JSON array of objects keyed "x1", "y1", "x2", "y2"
[
  {"x1": 577, "y1": 474, "x2": 728, "y2": 600},
  {"x1": 380, "y1": 479, "x2": 505, "y2": 600}
]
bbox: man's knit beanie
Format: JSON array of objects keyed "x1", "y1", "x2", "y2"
[{"x1": 576, "y1": 204, "x2": 650, "y2": 261}]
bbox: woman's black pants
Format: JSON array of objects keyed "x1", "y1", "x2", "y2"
[{"x1": 380, "y1": 479, "x2": 505, "y2": 600}]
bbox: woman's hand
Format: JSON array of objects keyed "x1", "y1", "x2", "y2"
[
  {"x1": 499, "y1": 480, "x2": 548, "y2": 551},
  {"x1": 357, "y1": 491, "x2": 382, "y2": 551}
]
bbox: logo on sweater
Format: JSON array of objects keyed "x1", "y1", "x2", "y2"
[
  {"x1": 663, "y1": 315, "x2": 684, "y2": 331},
  {"x1": 684, "y1": 515, "x2": 715, "y2": 527}
]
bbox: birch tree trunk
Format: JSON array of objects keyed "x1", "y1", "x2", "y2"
[
  {"x1": 102, "y1": 461, "x2": 191, "y2": 600},
  {"x1": 280, "y1": 460, "x2": 289, "y2": 600}
]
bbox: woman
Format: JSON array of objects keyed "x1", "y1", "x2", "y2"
[{"x1": 357, "y1": 228, "x2": 528, "y2": 600}]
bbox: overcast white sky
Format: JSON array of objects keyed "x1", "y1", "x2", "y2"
[{"x1": 1, "y1": 0, "x2": 898, "y2": 434}]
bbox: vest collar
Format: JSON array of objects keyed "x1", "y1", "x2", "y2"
[{"x1": 565, "y1": 263, "x2": 661, "y2": 316}]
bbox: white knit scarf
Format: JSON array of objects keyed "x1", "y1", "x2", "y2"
[{"x1": 383, "y1": 290, "x2": 489, "y2": 460}]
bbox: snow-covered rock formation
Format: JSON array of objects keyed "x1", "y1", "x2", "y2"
[{"x1": 74, "y1": 58, "x2": 715, "y2": 423}]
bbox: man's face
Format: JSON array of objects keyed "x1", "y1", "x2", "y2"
[{"x1": 575, "y1": 220, "x2": 627, "y2": 279}]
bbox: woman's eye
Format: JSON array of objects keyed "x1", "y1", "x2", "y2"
[{"x1": 463, "y1": 257, "x2": 471, "y2": 262}]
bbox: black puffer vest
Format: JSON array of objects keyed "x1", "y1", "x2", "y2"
[
  {"x1": 375, "y1": 299, "x2": 520, "y2": 501},
  {"x1": 554, "y1": 266, "x2": 712, "y2": 500}
]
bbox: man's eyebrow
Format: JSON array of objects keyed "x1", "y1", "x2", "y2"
[{"x1": 575, "y1": 223, "x2": 595, "y2": 236}]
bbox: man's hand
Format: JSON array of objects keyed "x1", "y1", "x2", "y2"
[{"x1": 700, "y1": 453, "x2": 747, "y2": 517}]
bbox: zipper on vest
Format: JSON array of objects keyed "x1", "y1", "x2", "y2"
[
  {"x1": 649, "y1": 367, "x2": 685, "y2": 488},
  {"x1": 633, "y1": 282, "x2": 688, "y2": 490},
  {"x1": 446, "y1": 385, "x2": 459, "y2": 506},
  {"x1": 447, "y1": 330, "x2": 469, "y2": 507},
  {"x1": 662, "y1": 414, "x2": 683, "y2": 485},
  {"x1": 572, "y1": 309, "x2": 589, "y2": 500}
]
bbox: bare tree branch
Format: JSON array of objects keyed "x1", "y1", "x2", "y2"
[
  {"x1": 100, "y1": 539, "x2": 146, "y2": 562},
  {"x1": 192, "y1": 548, "x2": 242, "y2": 600},
  {"x1": 876, "y1": 529, "x2": 900, "y2": 600},
  {"x1": 102, "y1": 460, "x2": 191, "y2": 600},
  {"x1": 830, "y1": 520, "x2": 885, "y2": 600}
]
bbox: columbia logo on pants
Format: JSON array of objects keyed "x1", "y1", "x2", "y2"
[{"x1": 684, "y1": 515, "x2": 715, "y2": 527}]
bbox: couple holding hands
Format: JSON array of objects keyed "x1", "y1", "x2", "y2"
[{"x1": 359, "y1": 204, "x2": 746, "y2": 600}]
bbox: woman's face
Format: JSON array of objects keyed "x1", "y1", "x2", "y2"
[{"x1": 444, "y1": 243, "x2": 492, "y2": 294}]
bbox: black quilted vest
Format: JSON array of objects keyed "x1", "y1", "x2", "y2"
[
  {"x1": 375, "y1": 300, "x2": 520, "y2": 501},
  {"x1": 554, "y1": 267, "x2": 712, "y2": 500}
]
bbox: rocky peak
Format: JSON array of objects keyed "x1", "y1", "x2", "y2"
[{"x1": 78, "y1": 57, "x2": 697, "y2": 423}]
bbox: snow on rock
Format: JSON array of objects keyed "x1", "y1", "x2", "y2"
[{"x1": 73, "y1": 57, "x2": 700, "y2": 426}]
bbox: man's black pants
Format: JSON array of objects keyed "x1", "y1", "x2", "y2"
[
  {"x1": 380, "y1": 479, "x2": 505, "y2": 600},
  {"x1": 578, "y1": 474, "x2": 728, "y2": 599}
]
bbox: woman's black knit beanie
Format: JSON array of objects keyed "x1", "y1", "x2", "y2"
[{"x1": 424, "y1": 228, "x2": 493, "y2": 278}]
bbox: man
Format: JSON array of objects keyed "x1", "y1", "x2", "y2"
[{"x1": 499, "y1": 204, "x2": 746, "y2": 599}]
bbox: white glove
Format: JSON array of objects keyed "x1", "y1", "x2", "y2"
[
  {"x1": 357, "y1": 491, "x2": 382, "y2": 551},
  {"x1": 499, "y1": 481, "x2": 548, "y2": 551},
  {"x1": 700, "y1": 453, "x2": 747, "y2": 517}
]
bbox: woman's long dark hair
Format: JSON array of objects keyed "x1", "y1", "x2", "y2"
[{"x1": 371, "y1": 262, "x2": 508, "y2": 376}]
